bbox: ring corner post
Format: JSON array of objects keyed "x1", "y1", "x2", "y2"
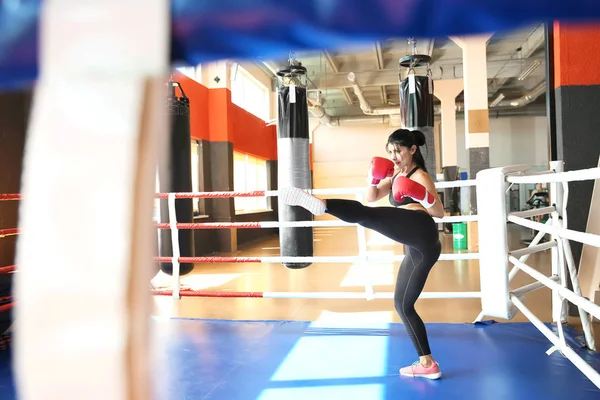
[
  {"x1": 475, "y1": 166, "x2": 512, "y2": 320},
  {"x1": 13, "y1": 1, "x2": 169, "y2": 399},
  {"x1": 549, "y1": 160, "x2": 568, "y2": 324}
]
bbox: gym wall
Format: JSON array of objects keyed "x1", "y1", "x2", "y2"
[
  {"x1": 172, "y1": 71, "x2": 280, "y2": 255},
  {"x1": 456, "y1": 116, "x2": 549, "y2": 172},
  {"x1": 311, "y1": 114, "x2": 550, "y2": 220}
]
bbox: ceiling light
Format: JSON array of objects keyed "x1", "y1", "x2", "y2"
[
  {"x1": 490, "y1": 93, "x2": 505, "y2": 107},
  {"x1": 518, "y1": 60, "x2": 541, "y2": 81}
]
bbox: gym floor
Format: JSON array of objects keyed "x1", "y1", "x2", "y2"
[
  {"x1": 1, "y1": 224, "x2": 599, "y2": 399},
  {"x1": 146, "y1": 223, "x2": 600, "y2": 399}
]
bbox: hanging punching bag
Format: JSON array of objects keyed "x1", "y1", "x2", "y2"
[
  {"x1": 399, "y1": 74, "x2": 434, "y2": 128},
  {"x1": 276, "y1": 63, "x2": 313, "y2": 269},
  {"x1": 398, "y1": 54, "x2": 437, "y2": 180},
  {"x1": 157, "y1": 78, "x2": 195, "y2": 276}
]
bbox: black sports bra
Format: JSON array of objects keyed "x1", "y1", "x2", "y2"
[{"x1": 389, "y1": 166, "x2": 419, "y2": 207}]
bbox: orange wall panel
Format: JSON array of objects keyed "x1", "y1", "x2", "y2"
[
  {"x1": 171, "y1": 71, "x2": 278, "y2": 161},
  {"x1": 554, "y1": 22, "x2": 600, "y2": 88},
  {"x1": 231, "y1": 105, "x2": 277, "y2": 161},
  {"x1": 207, "y1": 88, "x2": 233, "y2": 143},
  {"x1": 173, "y1": 72, "x2": 209, "y2": 141}
]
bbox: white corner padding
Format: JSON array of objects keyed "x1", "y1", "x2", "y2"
[{"x1": 476, "y1": 165, "x2": 530, "y2": 319}]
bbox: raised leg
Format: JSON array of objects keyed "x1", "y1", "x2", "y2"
[{"x1": 280, "y1": 188, "x2": 439, "y2": 250}]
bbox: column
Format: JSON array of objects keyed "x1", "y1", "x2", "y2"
[
  {"x1": 434, "y1": 78, "x2": 464, "y2": 168},
  {"x1": 14, "y1": 1, "x2": 168, "y2": 399},
  {"x1": 552, "y1": 22, "x2": 600, "y2": 304},
  {"x1": 450, "y1": 34, "x2": 492, "y2": 251},
  {"x1": 450, "y1": 35, "x2": 493, "y2": 213}
]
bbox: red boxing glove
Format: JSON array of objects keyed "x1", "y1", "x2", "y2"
[
  {"x1": 368, "y1": 157, "x2": 395, "y2": 186},
  {"x1": 393, "y1": 176, "x2": 436, "y2": 209}
]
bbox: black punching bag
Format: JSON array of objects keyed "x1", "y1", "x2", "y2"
[
  {"x1": 158, "y1": 78, "x2": 195, "y2": 276},
  {"x1": 398, "y1": 54, "x2": 437, "y2": 180},
  {"x1": 399, "y1": 74, "x2": 434, "y2": 128},
  {"x1": 276, "y1": 64, "x2": 313, "y2": 269}
]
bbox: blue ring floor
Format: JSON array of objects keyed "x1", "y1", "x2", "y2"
[{"x1": 1, "y1": 318, "x2": 600, "y2": 399}]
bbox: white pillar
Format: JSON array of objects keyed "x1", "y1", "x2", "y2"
[
  {"x1": 434, "y1": 79, "x2": 464, "y2": 167},
  {"x1": 450, "y1": 34, "x2": 493, "y2": 151},
  {"x1": 450, "y1": 34, "x2": 492, "y2": 220},
  {"x1": 14, "y1": 1, "x2": 169, "y2": 399}
]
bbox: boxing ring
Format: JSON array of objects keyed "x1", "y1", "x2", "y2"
[
  {"x1": 149, "y1": 161, "x2": 600, "y2": 397},
  {"x1": 5, "y1": 162, "x2": 600, "y2": 398},
  {"x1": 3, "y1": 1, "x2": 600, "y2": 399}
]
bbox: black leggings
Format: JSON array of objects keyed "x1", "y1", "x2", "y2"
[{"x1": 325, "y1": 199, "x2": 442, "y2": 357}]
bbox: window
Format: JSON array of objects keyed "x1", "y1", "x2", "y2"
[
  {"x1": 230, "y1": 65, "x2": 270, "y2": 121},
  {"x1": 176, "y1": 65, "x2": 201, "y2": 83},
  {"x1": 191, "y1": 140, "x2": 207, "y2": 216},
  {"x1": 234, "y1": 152, "x2": 269, "y2": 213}
]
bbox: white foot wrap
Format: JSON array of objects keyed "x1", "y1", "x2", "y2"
[{"x1": 280, "y1": 187, "x2": 326, "y2": 216}]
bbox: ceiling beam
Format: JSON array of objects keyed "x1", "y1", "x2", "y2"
[
  {"x1": 317, "y1": 58, "x2": 545, "y2": 89},
  {"x1": 487, "y1": 24, "x2": 546, "y2": 94},
  {"x1": 520, "y1": 24, "x2": 546, "y2": 58},
  {"x1": 489, "y1": 77, "x2": 510, "y2": 96},
  {"x1": 322, "y1": 50, "x2": 353, "y2": 105}
]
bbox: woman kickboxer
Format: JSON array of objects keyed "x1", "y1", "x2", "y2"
[{"x1": 280, "y1": 128, "x2": 444, "y2": 380}]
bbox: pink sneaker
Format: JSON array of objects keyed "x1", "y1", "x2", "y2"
[{"x1": 399, "y1": 361, "x2": 442, "y2": 380}]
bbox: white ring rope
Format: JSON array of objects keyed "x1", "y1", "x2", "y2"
[
  {"x1": 506, "y1": 166, "x2": 600, "y2": 184},
  {"x1": 158, "y1": 180, "x2": 477, "y2": 200},
  {"x1": 170, "y1": 216, "x2": 475, "y2": 229},
  {"x1": 509, "y1": 206, "x2": 555, "y2": 219},
  {"x1": 508, "y1": 255, "x2": 600, "y2": 321},
  {"x1": 509, "y1": 240, "x2": 557, "y2": 258},
  {"x1": 508, "y1": 215, "x2": 600, "y2": 248}
]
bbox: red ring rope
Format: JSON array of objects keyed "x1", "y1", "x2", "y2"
[
  {"x1": 2, "y1": 191, "x2": 269, "y2": 201},
  {"x1": 0, "y1": 228, "x2": 19, "y2": 237},
  {"x1": 152, "y1": 289, "x2": 263, "y2": 298},
  {"x1": 155, "y1": 190, "x2": 266, "y2": 199},
  {"x1": 156, "y1": 222, "x2": 262, "y2": 229},
  {"x1": 0, "y1": 194, "x2": 21, "y2": 201},
  {"x1": 154, "y1": 257, "x2": 262, "y2": 264},
  {"x1": 0, "y1": 265, "x2": 16, "y2": 274},
  {"x1": 0, "y1": 302, "x2": 14, "y2": 313},
  {"x1": 154, "y1": 256, "x2": 261, "y2": 263}
]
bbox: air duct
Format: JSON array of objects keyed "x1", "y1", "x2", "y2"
[
  {"x1": 329, "y1": 115, "x2": 391, "y2": 126},
  {"x1": 308, "y1": 104, "x2": 331, "y2": 125},
  {"x1": 348, "y1": 72, "x2": 400, "y2": 115},
  {"x1": 347, "y1": 72, "x2": 546, "y2": 116},
  {"x1": 307, "y1": 90, "x2": 332, "y2": 125},
  {"x1": 308, "y1": 78, "x2": 547, "y2": 127},
  {"x1": 441, "y1": 81, "x2": 547, "y2": 113}
]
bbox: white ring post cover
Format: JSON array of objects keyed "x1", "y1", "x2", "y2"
[
  {"x1": 476, "y1": 165, "x2": 531, "y2": 319},
  {"x1": 14, "y1": 1, "x2": 169, "y2": 399}
]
